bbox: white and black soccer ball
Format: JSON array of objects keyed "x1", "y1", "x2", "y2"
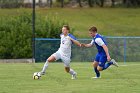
[{"x1": 33, "y1": 72, "x2": 41, "y2": 80}]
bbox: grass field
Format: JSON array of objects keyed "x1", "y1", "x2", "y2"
[
  {"x1": 0, "y1": 62, "x2": 140, "y2": 93},
  {"x1": 0, "y1": 8, "x2": 140, "y2": 37}
]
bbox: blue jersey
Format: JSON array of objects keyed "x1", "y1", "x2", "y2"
[
  {"x1": 91, "y1": 34, "x2": 107, "y2": 55},
  {"x1": 68, "y1": 33, "x2": 77, "y2": 43}
]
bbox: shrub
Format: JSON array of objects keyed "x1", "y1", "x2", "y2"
[{"x1": 0, "y1": 13, "x2": 72, "y2": 58}]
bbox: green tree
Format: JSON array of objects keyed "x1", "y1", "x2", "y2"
[
  {"x1": 0, "y1": 0, "x2": 24, "y2": 8},
  {"x1": 88, "y1": 0, "x2": 94, "y2": 7},
  {"x1": 111, "y1": 0, "x2": 115, "y2": 7},
  {"x1": 78, "y1": 0, "x2": 82, "y2": 7},
  {"x1": 100, "y1": 0, "x2": 104, "y2": 7},
  {"x1": 123, "y1": 0, "x2": 140, "y2": 7},
  {"x1": 47, "y1": 0, "x2": 53, "y2": 7}
]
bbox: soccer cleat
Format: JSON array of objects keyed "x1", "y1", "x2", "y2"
[
  {"x1": 71, "y1": 73, "x2": 77, "y2": 80},
  {"x1": 111, "y1": 59, "x2": 119, "y2": 67},
  {"x1": 92, "y1": 76, "x2": 101, "y2": 79}
]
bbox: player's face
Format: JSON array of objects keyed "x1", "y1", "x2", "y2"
[
  {"x1": 89, "y1": 31, "x2": 96, "y2": 37},
  {"x1": 62, "y1": 27, "x2": 69, "y2": 35}
]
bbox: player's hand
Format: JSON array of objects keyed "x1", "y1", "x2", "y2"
[{"x1": 107, "y1": 55, "x2": 111, "y2": 62}]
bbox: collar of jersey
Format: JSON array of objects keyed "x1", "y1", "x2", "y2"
[
  {"x1": 61, "y1": 33, "x2": 70, "y2": 36},
  {"x1": 93, "y1": 33, "x2": 98, "y2": 38}
]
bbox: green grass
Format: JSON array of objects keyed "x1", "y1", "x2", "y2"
[
  {"x1": 0, "y1": 62, "x2": 140, "y2": 93},
  {"x1": 0, "y1": 8, "x2": 140, "y2": 37}
]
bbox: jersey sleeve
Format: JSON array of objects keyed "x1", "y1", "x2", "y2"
[
  {"x1": 68, "y1": 34, "x2": 77, "y2": 44},
  {"x1": 95, "y1": 38, "x2": 105, "y2": 46},
  {"x1": 68, "y1": 34, "x2": 77, "y2": 40},
  {"x1": 90, "y1": 40, "x2": 94, "y2": 45}
]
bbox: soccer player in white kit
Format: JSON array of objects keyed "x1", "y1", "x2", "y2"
[{"x1": 38, "y1": 25, "x2": 81, "y2": 79}]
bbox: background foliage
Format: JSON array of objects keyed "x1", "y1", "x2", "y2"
[
  {"x1": 0, "y1": 13, "x2": 68, "y2": 58},
  {"x1": 0, "y1": 0, "x2": 140, "y2": 8}
]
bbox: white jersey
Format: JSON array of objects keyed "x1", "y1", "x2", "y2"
[{"x1": 58, "y1": 33, "x2": 77, "y2": 57}]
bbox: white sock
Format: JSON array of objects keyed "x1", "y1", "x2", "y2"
[
  {"x1": 41, "y1": 61, "x2": 49, "y2": 73},
  {"x1": 69, "y1": 68, "x2": 76, "y2": 75}
]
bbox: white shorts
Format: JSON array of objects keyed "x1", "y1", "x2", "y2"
[{"x1": 52, "y1": 51, "x2": 71, "y2": 67}]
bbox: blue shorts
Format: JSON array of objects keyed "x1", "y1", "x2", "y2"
[{"x1": 94, "y1": 53, "x2": 107, "y2": 68}]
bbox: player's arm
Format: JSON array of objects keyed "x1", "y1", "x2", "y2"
[
  {"x1": 81, "y1": 43, "x2": 93, "y2": 47},
  {"x1": 95, "y1": 38, "x2": 111, "y2": 61},
  {"x1": 68, "y1": 36, "x2": 81, "y2": 47},
  {"x1": 81, "y1": 39, "x2": 94, "y2": 48},
  {"x1": 102, "y1": 45, "x2": 111, "y2": 61}
]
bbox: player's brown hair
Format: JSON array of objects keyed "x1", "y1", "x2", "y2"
[
  {"x1": 63, "y1": 25, "x2": 70, "y2": 30},
  {"x1": 89, "y1": 26, "x2": 97, "y2": 32}
]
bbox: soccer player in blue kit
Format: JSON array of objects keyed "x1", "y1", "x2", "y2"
[{"x1": 82, "y1": 26, "x2": 118, "y2": 78}]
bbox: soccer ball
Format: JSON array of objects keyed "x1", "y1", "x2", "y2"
[{"x1": 33, "y1": 72, "x2": 41, "y2": 80}]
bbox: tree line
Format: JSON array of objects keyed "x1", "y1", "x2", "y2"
[
  {"x1": 0, "y1": 0, "x2": 140, "y2": 8},
  {"x1": 58, "y1": 0, "x2": 140, "y2": 7}
]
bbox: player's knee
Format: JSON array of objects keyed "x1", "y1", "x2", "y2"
[
  {"x1": 97, "y1": 67, "x2": 103, "y2": 71},
  {"x1": 93, "y1": 63, "x2": 96, "y2": 67},
  {"x1": 47, "y1": 59, "x2": 51, "y2": 62},
  {"x1": 65, "y1": 67, "x2": 70, "y2": 73},
  {"x1": 47, "y1": 56, "x2": 55, "y2": 62},
  {"x1": 93, "y1": 62, "x2": 98, "y2": 67}
]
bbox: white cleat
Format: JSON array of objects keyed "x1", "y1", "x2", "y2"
[
  {"x1": 71, "y1": 73, "x2": 77, "y2": 80},
  {"x1": 111, "y1": 59, "x2": 119, "y2": 67},
  {"x1": 92, "y1": 76, "x2": 101, "y2": 79}
]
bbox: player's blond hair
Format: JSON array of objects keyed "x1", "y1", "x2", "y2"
[
  {"x1": 63, "y1": 25, "x2": 70, "y2": 31},
  {"x1": 89, "y1": 26, "x2": 97, "y2": 32}
]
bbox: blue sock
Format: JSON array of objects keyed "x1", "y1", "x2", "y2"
[
  {"x1": 103, "y1": 62, "x2": 113, "y2": 70},
  {"x1": 94, "y1": 67, "x2": 100, "y2": 77}
]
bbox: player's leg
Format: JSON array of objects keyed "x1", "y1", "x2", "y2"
[
  {"x1": 101, "y1": 59, "x2": 118, "y2": 70},
  {"x1": 39, "y1": 52, "x2": 61, "y2": 75},
  {"x1": 110, "y1": 59, "x2": 119, "y2": 67},
  {"x1": 97, "y1": 55, "x2": 115, "y2": 71},
  {"x1": 93, "y1": 61, "x2": 100, "y2": 78},
  {"x1": 97, "y1": 56, "x2": 118, "y2": 71},
  {"x1": 92, "y1": 54, "x2": 100, "y2": 78},
  {"x1": 102, "y1": 61, "x2": 113, "y2": 70},
  {"x1": 40, "y1": 55, "x2": 56, "y2": 75},
  {"x1": 97, "y1": 55, "x2": 107, "y2": 71},
  {"x1": 65, "y1": 66, "x2": 77, "y2": 79},
  {"x1": 62, "y1": 56, "x2": 77, "y2": 79}
]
